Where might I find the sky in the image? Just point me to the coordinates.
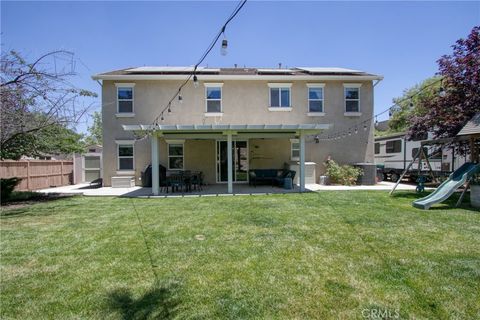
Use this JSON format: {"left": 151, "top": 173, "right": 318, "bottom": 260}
{"left": 2, "top": 1, "right": 479, "bottom": 134}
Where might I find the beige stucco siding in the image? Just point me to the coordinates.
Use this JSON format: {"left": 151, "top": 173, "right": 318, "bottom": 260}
{"left": 249, "top": 139, "right": 291, "bottom": 169}
{"left": 101, "top": 79, "right": 375, "bottom": 186}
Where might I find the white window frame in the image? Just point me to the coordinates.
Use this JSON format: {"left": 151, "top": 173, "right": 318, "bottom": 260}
{"left": 343, "top": 83, "right": 361, "bottom": 116}
{"left": 115, "top": 83, "right": 135, "bottom": 116}
{"left": 268, "top": 83, "right": 292, "bottom": 111}
{"left": 166, "top": 140, "right": 185, "bottom": 170}
{"left": 307, "top": 83, "right": 325, "bottom": 115}
{"left": 115, "top": 140, "right": 135, "bottom": 173}
{"left": 290, "top": 139, "right": 300, "bottom": 161}
{"left": 204, "top": 83, "right": 223, "bottom": 115}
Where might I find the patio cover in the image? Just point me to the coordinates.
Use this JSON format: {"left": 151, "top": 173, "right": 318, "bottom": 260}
{"left": 123, "top": 123, "right": 331, "bottom": 195}
{"left": 122, "top": 123, "right": 330, "bottom": 134}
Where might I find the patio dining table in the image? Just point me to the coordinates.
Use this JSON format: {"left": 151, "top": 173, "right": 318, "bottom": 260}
{"left": 165, "top": 170, "right": 202, "bottom": 193}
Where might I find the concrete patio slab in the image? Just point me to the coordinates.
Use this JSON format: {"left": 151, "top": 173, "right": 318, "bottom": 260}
{"left": 37, "top": 181, "right": 426, "bottom": 197}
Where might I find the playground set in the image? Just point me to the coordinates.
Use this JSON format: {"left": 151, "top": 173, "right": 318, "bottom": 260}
{"left": 390, "top": 114, "right": 480, "bottom": 210}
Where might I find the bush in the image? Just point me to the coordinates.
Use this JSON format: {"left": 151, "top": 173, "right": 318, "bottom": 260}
{"left": 324, "top": 160, "right": 363, "bottom": 186}
{"left": 1, "top": 177, "right": 22, "bottom": 202}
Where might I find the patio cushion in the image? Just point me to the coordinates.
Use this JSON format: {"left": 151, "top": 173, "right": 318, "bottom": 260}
{"left": 249, "top": 169, "right": 294, "bottom": 186}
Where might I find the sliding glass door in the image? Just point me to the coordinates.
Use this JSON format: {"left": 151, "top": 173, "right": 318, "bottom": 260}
{"left": 216, "top": 140, "right": 248, "bottom": 183}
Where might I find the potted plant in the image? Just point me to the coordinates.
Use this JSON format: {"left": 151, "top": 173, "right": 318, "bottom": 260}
{"left": 471, "top": 174, "right": 480, "bottom": 208}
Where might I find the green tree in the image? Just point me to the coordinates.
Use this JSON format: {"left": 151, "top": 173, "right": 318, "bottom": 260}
{"left": 388, "top": 77, "right": 442, "bottom": 133}
{"left": 0, "top": 50, "right": 97, "bottom": 159}
{"left": 409, "top": 26, "right": 480, "bottom": 139}
{"left": 0, "top": 113, "right": 85, "bottom": 160}
{"left": 85, "top": 111, "right": 102, "bottom": 146}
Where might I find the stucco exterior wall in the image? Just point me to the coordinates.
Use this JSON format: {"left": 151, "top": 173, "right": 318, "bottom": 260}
{"left": 101, "top": 79, "right": 375, "bottom": 186}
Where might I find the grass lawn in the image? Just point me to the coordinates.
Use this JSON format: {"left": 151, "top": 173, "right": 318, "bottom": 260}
{"left": 1, "top": 191, "right": 479, "bottom": 319}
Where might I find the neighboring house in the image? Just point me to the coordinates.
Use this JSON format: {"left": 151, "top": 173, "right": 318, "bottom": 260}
{"left": 92, "top": 66, "right": 383, "bottom": 194}
{"left": 375, "top": 119, "right": 390, "bottom": 132}
{"left": 21, "top": 153, "right": 72, "bottom": 161}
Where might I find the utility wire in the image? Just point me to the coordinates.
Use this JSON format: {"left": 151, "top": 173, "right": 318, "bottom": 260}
{"left": 318, "top": 77, "right": 445, "bottom": 140}
{"left": 320, "top": 45, "right": 480, "bottom": 140}
{"left": 151, "top": 0, "right": 247, "bottom": 126}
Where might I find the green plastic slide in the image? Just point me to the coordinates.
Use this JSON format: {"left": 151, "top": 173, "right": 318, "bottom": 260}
{"left": 412, "top": 162, "right": 480, "bottom": 210}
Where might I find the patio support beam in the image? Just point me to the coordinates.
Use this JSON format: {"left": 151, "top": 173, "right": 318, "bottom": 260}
{"left": 299, "top": 131, "right": 306, "bottom": 192}
{"left": 151, "top": 133, "right": 160, "bottom": 195}
{"left": 227, "top": 131, "right": 233, "bottom": 194}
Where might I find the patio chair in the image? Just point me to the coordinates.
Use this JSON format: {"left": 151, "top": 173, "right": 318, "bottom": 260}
{"left": 168, "top": 173, "right": 186, "bottom": 193}
{"left": 182, "top": 170, "right": 192, "bottom": 192}
{"left": 191, "top": 171, "right": 204, "bottom": 191}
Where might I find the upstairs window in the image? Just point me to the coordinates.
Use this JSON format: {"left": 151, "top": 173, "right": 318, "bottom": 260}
{"left": 168, "top": 143, "right": 184, "bottom": 170}
{"left": 386, "top": 140, "right": 402, "bottom": 153}
{"left": 116, "top": 83, "right": 135, "bottom": 113}
{"left": 205, "top": 85, "right": 222, "bottom": 113}
{"left": 344, "top": 84, "right": 361, "bottom": 113}
{"left": 118, "top": 144, "right": 134, "bottom": 170}
{"left": 374, "top": 143, "right": 380, "bottom": 154}
{"left": 268, "top": 83, "right": 291, "bottom": 108}
{"left": 307, "top": 84, "right": 324, "bottom": 112}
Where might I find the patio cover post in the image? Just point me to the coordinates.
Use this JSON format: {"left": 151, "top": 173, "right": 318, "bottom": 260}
{"left": 299, "top": 131, "right": 306, "bottom": 192}
{"left": 151, "top": 133, "right": 159, "bottom": 195}
{"left": 227, "top": 132, "right": 233, "bottom": 194}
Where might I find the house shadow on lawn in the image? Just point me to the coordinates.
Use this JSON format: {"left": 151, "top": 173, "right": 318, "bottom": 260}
{"left": 0, "top": 193, "right": 76, "bottom": 217}
{"left": 106, "top": 281, "right": 180, "bottom": 320}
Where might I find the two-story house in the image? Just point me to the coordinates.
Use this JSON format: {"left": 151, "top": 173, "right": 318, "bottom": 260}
{"left": 92, "top": 66, "right": 383, "bottom": 195}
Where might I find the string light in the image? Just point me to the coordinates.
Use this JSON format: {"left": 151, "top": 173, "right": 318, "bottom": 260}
{"left": 167, "top": 103, "right": 171, "bottom": 113}
{"left": 149, "top": 0, "right": 247, "bottom": 126}
{"left": 160, "top": 113, "right": 164, "bottom": 121}
{"left": 221, "top": 28, "right": 228, "bottom": 56}
{"left": 317, "top": 76, "right": 447, "bottom": 142}
{"left": 193, "top": 74, "right": 199, "bottom": 88}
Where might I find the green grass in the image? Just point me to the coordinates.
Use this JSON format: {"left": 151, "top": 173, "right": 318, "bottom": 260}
{"left": 1, "top": 191, "right": 479, "bottom": 319}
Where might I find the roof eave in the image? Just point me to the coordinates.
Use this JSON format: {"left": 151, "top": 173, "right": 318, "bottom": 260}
{"left": 92, "top": 74, "right": 383, "bottom": 81}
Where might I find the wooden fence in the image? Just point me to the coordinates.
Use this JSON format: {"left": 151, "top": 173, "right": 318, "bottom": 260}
{"left": 0, "top": 160, "right": 73, "bottom": 191}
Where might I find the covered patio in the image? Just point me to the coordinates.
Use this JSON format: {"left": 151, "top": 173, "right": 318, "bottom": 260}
{"left": 123, "top": 124, "right": 330, "bottom": 195}
{"left": 36, "top": 181, "right": 425, "bottom": 197}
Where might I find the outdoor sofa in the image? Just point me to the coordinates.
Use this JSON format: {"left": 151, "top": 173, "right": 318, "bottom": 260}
{"left": 248, "top": 169, "right": 296, "bottom": 187}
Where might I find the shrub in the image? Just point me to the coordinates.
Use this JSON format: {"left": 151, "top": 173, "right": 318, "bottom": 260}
{"left": 1, "top": 177, "right": 22, "bottom": 202}
{"left": 324, "top": 160, "right": 363, "bottom": 186}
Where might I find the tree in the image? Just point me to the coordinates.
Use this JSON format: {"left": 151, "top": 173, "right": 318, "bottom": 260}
{"left": 388, "top": 77, "right": 442, "bottom": 133}
{"left": 0, "top": 50, "right": 97, "bottom": 159}
{"left": 85, "top": 111, "right": 102, "bottom": 146}
{"left": 408, "top": 26, "right": 480, "bottom": 139}
{"left": 1, "top": 114, "right": 85, "bottom": 160}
